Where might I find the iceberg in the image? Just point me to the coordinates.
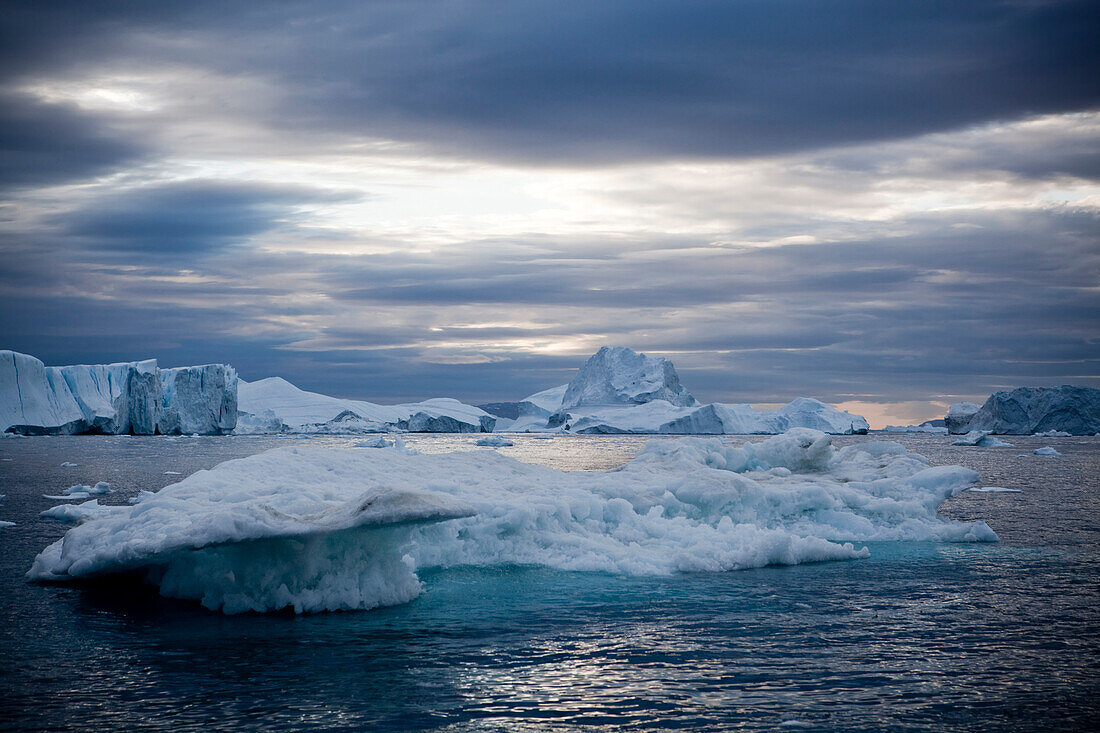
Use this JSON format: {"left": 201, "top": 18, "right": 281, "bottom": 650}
{"left": 946, "top": 402, "right": 981, "bottom": 434}
{"left": 948, "top": 386, "right": 1100, "bottom": 435}
{"left": 1033, "top": 446, "right": 1061, "bottom": 456}
{"left": 235, "top": 377, "right": 495, "bottom": 434}
{"left": 883, "top": 423, "right": 949, "bottom": 435}
{"left": 951, "top": 430, "right": 1013, "bottom": 447}
{"left": 558, "top": 346, "right": 698, "bottom": 410}
{"left": 29, "top": 430, "right": 995, "bottom": 614}
{"left": 498, "top": 347, "right": 868, "bottom": 434}
{"left": 1, "top": 350, "right": 237, "bottom": 435}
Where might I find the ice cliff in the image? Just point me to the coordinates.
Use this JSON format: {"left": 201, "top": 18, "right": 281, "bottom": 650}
{"left": 235, "top": 376, "right": 495, "bottom": 434}
{"left": 0, "top": 350, "right": 237, "bottom": 435}
{"left": 946, "top": 386, "right": 1100, "bottom": 435}
{"left": 28, "top": 430, "right": 995, "bottom": 614}
{"left": 500, "top": 347, "right": 868, "bottom": 434}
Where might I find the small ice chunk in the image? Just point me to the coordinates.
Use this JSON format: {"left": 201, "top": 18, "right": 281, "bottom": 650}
{"left": 45, "top": 482, "right": 111, "bottom": 500}
{"left": 41, "top": 499, "right": 115, "bottom": 523}
{"left": 1033, "top": 430, "right": 1071, "bottom": 437}
{"left": 1033, "top": 446, "right": 1061, "bottom": 456}
{"left": 128, "top": 490, "right": 157, "bottom": 505}
{"left": 951, "top": 431, "right": 1013, "bottom": 447}
{"left": 476, "top": 436, "right": 514, "bottom": 447}
{"left": 164, "top": 471, "right": 182, "bottom": 475}
{"left": 60, "top": 462, "right": 78, "bottom": 467}
{"left": 0, "top": 520, "right": 14, "bottom": 527}
{"left": 968, "top": 487, "right": 1022, "bottom": 493}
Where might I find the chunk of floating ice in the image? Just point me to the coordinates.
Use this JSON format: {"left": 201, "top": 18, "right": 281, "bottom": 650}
{"left": 968, "top": 487, "right": 1022, "bottom": 493}
{"left": 60, "top": 462, "right": 78, "bottom": 467}
{"left": 163, "top": 471, "right": 182, "bottom": 475}
{"left": 44, "top": 482, "right": 112, "bottom": 501}
{"left": 1033, "top": 446, "right": 1061, "bottom": 456}
{"left": 41, "top": 499, "right": 118, "bottom": 523}
{"left": 475, "top": 436, "right": 514, "bottom": 447}
{"left": 128, "top": 490, "right": 157, "bottom": 505}
{"left": 28, "top": 429, "right": 997, "bottom": 615}
{"left": 951, "top": 431, "right": 1013, "bottom": 447}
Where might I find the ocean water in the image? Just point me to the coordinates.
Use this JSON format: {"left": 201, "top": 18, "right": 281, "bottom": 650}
{"left": 1, "top": 433, "right": 1097, "bottom": 731}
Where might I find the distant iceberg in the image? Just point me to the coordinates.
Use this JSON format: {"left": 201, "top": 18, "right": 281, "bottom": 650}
{"left": 1, "top": 350, "right": 236, "bottom": 435}
{"left": 945, "top": 386, "right": 1100, "bottom": 435}
{"left": 498, "top": 347, "right": 868, "bottom": 434}
{"left": 235, "top": 376, "right": 495, "bottom": 434}
{"left": 951, "top": 430, "right": 1013, "bottom": 447}
{"left": 28, "top": 429, "right": 994, "bottom": 614}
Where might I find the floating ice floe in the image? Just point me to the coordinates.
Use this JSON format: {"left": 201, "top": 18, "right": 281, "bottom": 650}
{"left": 60, "top": 462, "right": 78, "bottom": 467}
{"left": 41, "top": 499, "right": 118, "bottom": 523}
{"left": 0, "top": 493, "right": 11, "bottom": 527}
{"left": 43, "top": 482, "right": 112, "bottom": 501}
{"left": 28, "top": 429, "right": 996, "bottom": 615}
{"left": 951, "top": 431, "right": 1013, "bottom": 447}
{"left": 354, "top": 436, "right": 392, "bottom": 448}
{"left": 968, "top": 487, "right": 1022, "bottom": 493}
{"left": 164, "top": 471, "right": 182, "bottom": 475}
{"left": 1033, "top": 430, "right": 1072, "bottom": 437}
{"left": 475, "top": 436, "right": 514, "bottom": 447}
{"left": 883, "top": 424, "right": 949, "bottom": 435}
{"left": 1033, "top": 446, "right": 1061, "bottom": 456}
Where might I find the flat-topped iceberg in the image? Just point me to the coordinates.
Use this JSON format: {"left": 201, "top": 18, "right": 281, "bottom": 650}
{"left": 1, "top": 350, "right": 237, "bottom": 435}
{"left": 946, "top": 402, "right": 981, "bottom": 434}
{"left": 29, "top": 429, "right": 994, "bottom": 614}
{"left": 498, "top": 347, "right": 868, "bottom": 434}
{"left": 235, "top": 376, "right": 495, "bottom": 434}
{"left": 955, "top": 386, "right": 1100, "bottom": 435}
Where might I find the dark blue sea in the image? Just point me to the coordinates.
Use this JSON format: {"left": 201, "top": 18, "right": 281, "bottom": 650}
{"left": 1, "top": 433, "right": 1098, "bottom": 731}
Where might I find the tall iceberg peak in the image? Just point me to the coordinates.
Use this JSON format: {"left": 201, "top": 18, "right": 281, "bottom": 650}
{"left": 560, "top": 346, "right": 698, "bottom": 410}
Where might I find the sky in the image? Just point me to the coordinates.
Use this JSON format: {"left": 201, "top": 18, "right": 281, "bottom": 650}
{"left": 0, "top": 0, "right": 1097, "bottom": 427}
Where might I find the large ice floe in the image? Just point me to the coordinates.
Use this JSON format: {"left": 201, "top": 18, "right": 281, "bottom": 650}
{"left": 235, "top": 377, "right": 495, "bottom": 434}
{"left": 498, "top": 347, "right": 869, "bottom": 434}
{"left": 1, "top": 350, "right": 236, "bottom": 435}
{"left": 28, "top": 429, "right": 995, "bottom": 614}
{"left": 949, "top": 386, "right": 1100, "bottom": 435}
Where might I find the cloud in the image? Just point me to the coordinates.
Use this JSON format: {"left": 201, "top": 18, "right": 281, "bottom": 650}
{"left": 51, "top": 180, "right": 359, "bottom": 259}
{"left": 1, "top": 1, "right": 1097, "bottom": 164}
{"left": 0, "top": 92, "right": 147, "bottom": 191}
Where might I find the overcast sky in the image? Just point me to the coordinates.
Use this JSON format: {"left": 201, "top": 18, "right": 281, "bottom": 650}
{"left": 1, "top": 0, "right": 1097, "bottom": 426}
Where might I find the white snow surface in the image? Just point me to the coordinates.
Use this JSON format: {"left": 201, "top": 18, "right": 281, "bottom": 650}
{"left": 29, "top": 429, "right": 994, "bottom": 614}
{"left": 235, "top": 377, "right": 495, "bottom": 434}
{"left": 1, "top": 350, "right": 236, "bottom": 435}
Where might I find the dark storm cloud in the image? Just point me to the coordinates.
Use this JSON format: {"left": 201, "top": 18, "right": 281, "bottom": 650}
{"left": 2, "top": 1, "right": 1097, "bottom": 164}
{"left": 53, "top": 180, "right": 358, "bottom": 258}
{"left": 0, "top": 93, "right": 147, "bottom": 191}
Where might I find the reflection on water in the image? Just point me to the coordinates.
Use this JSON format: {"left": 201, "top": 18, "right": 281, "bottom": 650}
{"left": 1, "top": 434, "right": 1098, "bottom": 731}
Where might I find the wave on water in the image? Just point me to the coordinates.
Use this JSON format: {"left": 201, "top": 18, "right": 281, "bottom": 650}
{"left": 28, "top": 429, "right": 996, "bottom": 614}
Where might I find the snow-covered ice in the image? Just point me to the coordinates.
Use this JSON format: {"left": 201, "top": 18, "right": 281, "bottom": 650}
{"left": 29, "top": 429, "right": 995, "bottom": 614}
{"left": 558, "top": 346, "right": 698, "bottom": 410}
{"left": 41, "top": 499, "right": 118, "bottom": 523}
{"left": 1033, "top": 446, "right": 1061, "bottom": 456}
{"left": 951, "top": 431, "right": 1013, "bottom": 447}
{"left": 235, "top": 377, "right": 495, "bottom": 434}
